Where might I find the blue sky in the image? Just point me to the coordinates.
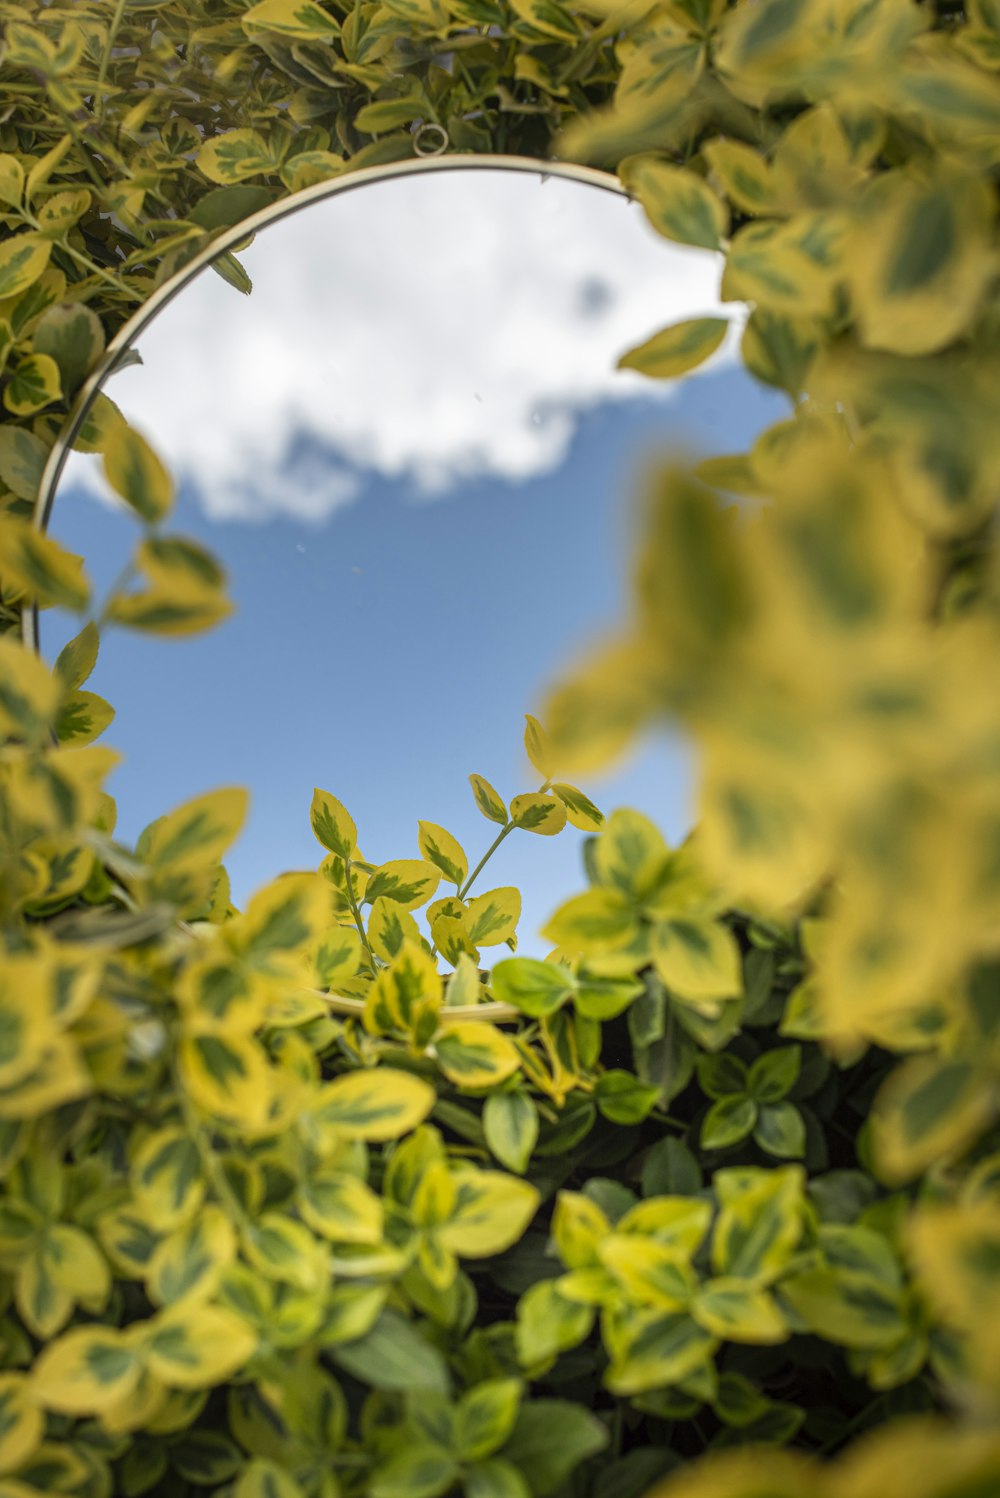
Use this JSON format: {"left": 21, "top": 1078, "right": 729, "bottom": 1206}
{"left": 45, "top": 170, "right": 787, "bottom": 950}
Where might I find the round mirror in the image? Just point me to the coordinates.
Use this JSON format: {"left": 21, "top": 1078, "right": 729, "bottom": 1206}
{"left": 38, "top": 159, "right": 787, "bottom": 946}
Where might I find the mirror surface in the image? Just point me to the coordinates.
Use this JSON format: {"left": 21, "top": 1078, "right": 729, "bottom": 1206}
{"left": 46, "top": 165, "right": 787, "bottom": 946}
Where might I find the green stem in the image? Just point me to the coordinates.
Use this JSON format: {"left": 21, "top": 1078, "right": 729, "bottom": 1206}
{"left": 344, "top": 856, "right": 376, "bottom": 966}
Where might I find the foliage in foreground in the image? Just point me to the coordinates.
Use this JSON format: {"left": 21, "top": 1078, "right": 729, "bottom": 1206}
{"left": 0, "top": 1, "right": 999, "bottom": 1497}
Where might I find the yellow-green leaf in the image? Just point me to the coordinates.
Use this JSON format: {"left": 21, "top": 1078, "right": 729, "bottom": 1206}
{"left": 510, "top": 793, "right": 567, "bottom": 836}
{"left": 310, "top": 788, "right": 357, "bottom": 859}
{"left": 621, "top": 158, "right": 729, "bottom": 250}
{"left": 176, "top": 1032, "right": 274, "bottom": 1130}
{"left": 299, "top": 1169, "right": 384, "bottom": 1243}
{"left": 434, "top": 1022, "right": 521, "bottom": 1088}
{"left": 146, "top": 1205, "right": 235, "bottom": 1309}
{"left": 144, "top": 1304, "right": 257, "bottom": 1388}
{"left": 469, "top": 773, "right": 508, "bottom": 825}
{"left": 871, "top": 1056, "right": 994, "bottom": 1185}
{"left": 417, "top": 821, "right": 468, "bottom": 887}
{"left": 652, "top": 917, "right": 742, "bottom": 1004}
{"left": 541, "top": 888, "right": 638, "bottom": 956}
{"left": 131, "top": 1126, "right": 205, "bottom": 1233}
{"left": 242, "top": 0, "right": 341, "bottom": 37}
{"left": 31, "top": 1327, "right": 140, "bottom": 1414}
{"left": 365, "top": 859, "right": 441, "bottom": 910}
{"left": 466, "top": 886, "right": 521, "bottom": 946}
{"left": 0, "top": 1372, "right": 43, "bottom": 1475}
{"left": 32, "top": 301, "right": 105, "bottom": 398}
{"left": 0, "top": 236, "right": 51, "bottom": 301}
{"left": 142, "top": 787, "right": 248, "bottom": 872}
{"left": 439, "top": 1170, "right": 540, "bottom": 1257}
{"left": 0, "top": 517, "right": 88, "bottom": 610}
{"left": 311, "top": 1067, "right": 436, "bottom": 1141}
{"left": 3, "top": 353, "right": 61, "bottom": 415}
{"left": 550, "top": 783, "right": 603, "bottom": 832}
{"left": 691, "top": 1278, "right": 789, "bottom": 1343}
{"left": 101, "top": 423, "right": 173, "bottom": 522}
{"left": 0, "top": 637, "right": 61, "bottom": 744}
{"left": 196, "top": 130, "right": 276, "bottom": 185}
{"left": 618, "top": 317, "right": 729, "bottom": 380}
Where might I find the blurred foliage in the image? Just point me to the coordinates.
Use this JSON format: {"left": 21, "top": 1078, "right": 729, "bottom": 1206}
{"left": 0, "top": 1, "right": 999, "bottom": 1497}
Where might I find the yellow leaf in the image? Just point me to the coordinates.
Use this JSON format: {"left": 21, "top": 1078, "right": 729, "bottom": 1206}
{"left": 872, "top": 1056, "right": 995, "bottom": 1185}
{"left": 550, "top": 783, "right": 604, "bottom": 832}
{"left": 3, "top": 352, "right": 61, "bottom": 416}
{"left": 196, "top": 130, "right": 275, "bottom": 185}
{"left": 702, "top": 137, "right": 780, "bottom": 216}
{"left": 541, "top": 887, "right": 638, "bottom": 956}
{"left": 722, "top": 218, "right": 838, "bottom": 316}
{"left": 469, "top": 773, "right": 508, "bottom": 825}
{"left": 368, "top": 898, "right": 421, "bottom": 962}
{"left": 242, "top": 0, "right": 341, "bottom": 36}
{"left": 367, "top": 940, "right": 441, "bottom": 1033}
{"left": 131, "top": 1126, "right": 205, "bottom": 1233}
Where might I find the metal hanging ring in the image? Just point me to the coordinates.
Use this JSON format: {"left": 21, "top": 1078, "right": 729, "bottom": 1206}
{"left": 413, "top": 121, "right": 449, "bottom": 157}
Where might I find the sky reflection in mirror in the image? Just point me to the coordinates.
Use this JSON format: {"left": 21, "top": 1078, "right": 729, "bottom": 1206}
{"left": 48, "top": 168, "right": 787, "bottom": 950}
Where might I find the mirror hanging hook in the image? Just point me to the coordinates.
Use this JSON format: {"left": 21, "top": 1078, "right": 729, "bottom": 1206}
{"left": 413, "top": 121, "right": 449, "bottom": 157}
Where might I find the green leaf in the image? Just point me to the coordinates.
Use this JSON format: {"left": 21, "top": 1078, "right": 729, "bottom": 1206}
{"left": 469, "top": 774, "right": 508, "bottom": 825}
{"left": 574, "top": 972, "right": 644, "bottom": 1021}
{"left": 595, "top": 1070, "right": 661, "bottom": 1125}
{"left": 499, "top": 1402, "right": 608, "bottom": 1497}
{"left": 515, "top": 1280, "right": 594, "bottom": 1366}
{"left": 371, "top": 1446, "right": 459, "bottom": 1498}
{"left": 101, "top": 423, "right": 173, "bottom": 522}
{"left": 330, "top": 1310, "right": 451, "bottom": 1394}
{"left": 641, "top": 1138, "right": 702, "bottom": 1198}
{"left": 457, "top": 1378, "right": 522, "bottom": 1462}
{"left": 235, "top": 1460, "right": 307, "bottom": 1498}
{"left": 753, "top": 1101, "right": 806, "bottom": 1159}
{"left": 464, "top": 1460, "right": 531, "bottom": 1498}
{"left": 747, "top": 1046, "right": 801, "bottom": 1102}
{"left": 54, "top": 621, "right": 99, "bottom": 689}
{"left": 697, "top": 1052, "right": 748, "bottom": 1100}
{"left": 0, "top": 425, "right": 48, "bottom": 501}
{"left": 621, "top": 158, "right": 728, "bottom": 250}
{"left": 483, "top": 1090, "right": 539, "bottom": 1174}
{"left": 618, "top": 318, "right": 729, "bottom": 380}
{"left": 702, "top": 1095, "right": 756, "bottom": 1150}
{"left": 490, "top": 957, "right": 574, "bottom": 1017}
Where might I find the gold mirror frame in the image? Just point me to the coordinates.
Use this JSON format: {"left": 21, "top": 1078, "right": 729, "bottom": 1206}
{"left": 25, "top": 153, "right": 632, "bottom": 1026}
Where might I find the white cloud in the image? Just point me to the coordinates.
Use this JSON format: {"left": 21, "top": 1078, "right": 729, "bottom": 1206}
{"left": 65, "top": 169, "right": 738, "bottom": 523}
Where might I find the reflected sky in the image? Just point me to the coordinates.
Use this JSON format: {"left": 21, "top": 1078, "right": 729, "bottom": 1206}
{"left": 47, "top": 169, "right": 787, "bottom": 949}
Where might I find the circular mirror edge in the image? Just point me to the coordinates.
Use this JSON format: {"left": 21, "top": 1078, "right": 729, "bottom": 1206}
{"left": 23, "top": 152, "right": 627, "bottom": 653}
